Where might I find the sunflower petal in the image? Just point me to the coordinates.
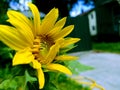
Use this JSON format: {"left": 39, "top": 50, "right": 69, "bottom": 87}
{"left": 7, "top": 19, "right": 34, "bottom": 45}
{"left": 46, "top": 63, "right": 72, "bottom": 75}
{"left": 61, "top": 38, "right": 80, "bottom": 48}
{"left": 0, "top": 25, "right": 29, "bottom": 50}
{"left": 13, "top": 47, "right": 34, "bottom": 66}
{"left": 7, "top": 10, "right": 33, "bottom": 29}
{"left": 47, "top": 27, "right": 62, "bottom": 37}
{"left": 39, "top": 8, "right": 58, "bottom": 34}
{"left": 28, "top": 3, "right": 41, "bottom": 36}
{"left": 55, "top": 55, "right": 78, "bottom": 61}
{"left": 54, "top": 17, "right": 67, "bottom": 29}
{"left": 48, "top": 17, "right": 67, "bottom": 37}
{"left": 32, "top": 60, "right": 41, "bottom": 69}
{"left": 46, "top": 43, "right": 60, "bottom": 64}
{"left": 54, "top": 25, "right": 74, "bottom": 40}
{"left": 37, "top": 68, "right": 45, "bottom": 89}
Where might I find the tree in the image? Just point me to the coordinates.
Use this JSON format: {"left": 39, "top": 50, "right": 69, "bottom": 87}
{"left": 33, "top": 0, "right": 78, "bottom": 17}
{"left": 33, "top": 0, "right": 95, "bottom": 17}
{"left": 0, "top": 0, "right": 9, "bottom": 23}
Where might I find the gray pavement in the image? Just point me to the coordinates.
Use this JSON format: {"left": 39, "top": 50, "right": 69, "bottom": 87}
{"left": 71, "top": 51, "right": 120, "bottom": 90}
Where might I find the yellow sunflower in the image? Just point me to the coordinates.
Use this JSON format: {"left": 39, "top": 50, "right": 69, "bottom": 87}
{"left": 0, "top": 3, "right": 80, "bottom": 89}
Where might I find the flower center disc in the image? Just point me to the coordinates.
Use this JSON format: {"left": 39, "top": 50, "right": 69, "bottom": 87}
{"left": 31, "top": 35, "right": 54, "bottom": 64}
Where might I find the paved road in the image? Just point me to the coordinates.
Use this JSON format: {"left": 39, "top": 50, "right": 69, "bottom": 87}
{"left": 71, "top": 51, "right": 120, "bottom": 90}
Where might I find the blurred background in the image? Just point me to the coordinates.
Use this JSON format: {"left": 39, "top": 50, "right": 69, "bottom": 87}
{"left": 1, "top": 0, "right": 120, "bottom": 53}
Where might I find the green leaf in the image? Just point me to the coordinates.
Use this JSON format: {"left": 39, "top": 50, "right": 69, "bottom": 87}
{"left": 64, "top": 61, "right": 94, "bottom": 75}
{"left": 0, "top": 41, "right": 14, "bottom": 60}
{"left": 25, "top": 70, "right": 37, "bottom": 83}
{"left": 0, "top": 70, "right": 37, "bottom": 90}
{"left": 0, "top": 79, "right": 18, "bottom": 90}
{"left": 14, "top": 70, "right": 37, "bottom": 90}
{"left": 60, "top": 44, "right": 77, "bottom": 54}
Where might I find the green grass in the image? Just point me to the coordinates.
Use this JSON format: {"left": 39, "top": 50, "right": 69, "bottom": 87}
{"left": 58, "top": 76, "right": 91, "bottom": 90}
{"left": 44, "top": 73, "right": 91, "bottom": 90}
{"left": 93, "top": 42, "right": 120, "bottom": 53}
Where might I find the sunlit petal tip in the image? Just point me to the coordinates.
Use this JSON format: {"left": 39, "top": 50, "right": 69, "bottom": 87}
{"left": 63, "top": 17, "right": 67, "bottom": 22}
{"left": 27, "top": 2, "right": 32, "bottom": 5}
{"left": 54, "top": 17, "right": 67, "bottom": 29}
{"left": 72, "top": 56, "right": 79, "bottom": 60}
{"left": 53, "top": 7, "right": 58, "bottom": 12}
{"left": 69, "top": 38, "right": 81, "bottom": 42}
{"left": 68, "top": 71, "right": 72, "bottom": 75}
{"left": 62, "top": 17, "right": 67, "bottom": 22}
{"left": 55, "top": 55, "right": 79, "bottom": 61}
{"left": 48, "top": 7, "right": 59, "bottom": 17}
{"left": 56, "top": 8, "right": 59, "bottom": 13}
{"left": 6, "top": 19, "right": 9, "bottom": 22}
{"left": 64, "top": 17, "right": 67, "bottom": 19}
{"left": 46, "top": 64, "right": 72, "bottom": 75}
{"left": 48, "top": 8, "right": 59, "bottom": 20}
{"left": 28, "top": 2, "right": 35, "bottom": 7}
{"left": 54, "top": 25, "right": 75, "bottom": 40}
{"left": 70, "top": 25, "right": 74, "bottom": 30}
{"left": 28, "top": 2, "right": 41, "bottom": 35}
{"left": 37, "top": 68, "right": 45, "bottom": 89}
{"left": 28, "top": 3, "right": 37, "bottom": 9}
{"left": 76, "top": 38, "right": 81, "bottom": 41}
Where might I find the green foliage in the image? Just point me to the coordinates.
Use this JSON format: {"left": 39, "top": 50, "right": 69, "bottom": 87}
{"left": 0, "top": 79, "right": 18, "bottom": 90}
{"left": 0, "top": 67, "right": 37, "bottom": 90}
{"left": 42, "top": 72, "right": 91, "bottom": 90}
{"left": 64, "top": 60, "right": 94, "bottom": 75}
{"left": 0, "top": 47, "right": 13, "bottom": 60}
{"left": 93, "top": 42, "right": 120, "bottom": 53}
{"left": 0, "top": 65, "right": 92, "bottom": 90}
{"left": 0, "top": 0, "right": 9, "bottom": 24}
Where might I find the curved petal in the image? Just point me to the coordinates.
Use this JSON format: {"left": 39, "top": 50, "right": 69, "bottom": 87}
{"left": 0, "top": 25, "right": 29, "bottom": 50}
{"left": 54, "top": 17, "right": 67, "bottom": 29}
{"left": 47, "top": 17, "right": 68, "bottom": 38}
{"left": 61, "top": 38, "right": 80, "bottom": 48}
{"left": 7, "top": 19, "right": 34, "bottom": 46}
{"left": 28, "top": 3, "right": 41, "bottom": 36}
{"left": 13, "top": 47, "right": 34, "bottom": 66}
{"left": 37, "top": 68, "right": 45, "bottom": 89}
{"left": 45, "top": 43, "right": 60, "bottom": 64}
{"left": 7, "top": 10, "right": 33, "bottom": 30}
{"left": 39, "top": 8, "right": 58, "bottom": 34}
{"left": 32, "top": 60, "right": 41, "bottom": 69}
{"left": 46, "top": 63, "right": 72, "bottom": 75}
{"left": 53, "top": 25, "right": 74, "bottom": 40}
{"left": 47, "top": 26, "right": 62, "bottom": 37}
{"left": 55, "top": 55, "right": 78, "bottom": 61}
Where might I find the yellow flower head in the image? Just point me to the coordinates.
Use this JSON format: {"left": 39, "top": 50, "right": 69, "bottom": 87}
{"left": 0, "top": 3, "right": 80, "bottom": 89}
